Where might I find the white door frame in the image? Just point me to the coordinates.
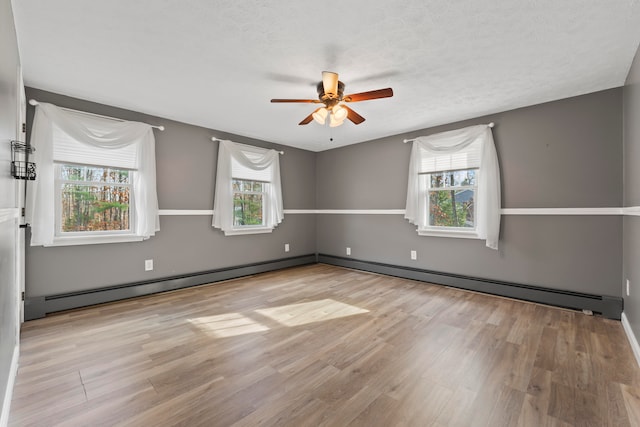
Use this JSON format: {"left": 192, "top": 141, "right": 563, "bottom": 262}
{"left": 15, "top": 65, "right": 26, "bottom": 324}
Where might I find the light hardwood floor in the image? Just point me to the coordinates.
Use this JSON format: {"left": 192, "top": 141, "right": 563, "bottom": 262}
{"left": 9, "top": 264, "right": 640, "bottom": 426}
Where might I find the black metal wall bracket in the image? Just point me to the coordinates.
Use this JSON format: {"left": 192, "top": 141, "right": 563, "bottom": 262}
{"left": 11, "top": 140, "right": 36, "bottom": 180}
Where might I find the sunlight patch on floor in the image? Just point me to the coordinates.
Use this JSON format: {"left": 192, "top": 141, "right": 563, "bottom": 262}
{"left": 188, "top": 312, "right": 269, "bottom": 338}
{"left": 255, "top": 298, "right": 369, "bottom": 327}
{"left": 188, "top": 299, "right": 369, "bottom": 337}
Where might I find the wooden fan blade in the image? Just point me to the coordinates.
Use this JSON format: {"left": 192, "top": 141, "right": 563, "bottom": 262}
{"left": 271, "top": 99, "right": 322, "bottom": 103}
{"left": 343, "top": 88, "right": 393, "bottom": 102}
{"left": 299, "top": 112, "right": 315, "bottom": 125}
{"left": 343, "top": 105, "right": 365, "bottom": 125}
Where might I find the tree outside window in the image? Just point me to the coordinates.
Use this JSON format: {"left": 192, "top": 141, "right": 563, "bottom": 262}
{"left": 427, "top": 169, "right": 476, "bottom": 228}
{"left": 232, "top": 179, "right": 265, "bottom": 226}
{"left": 58, "top": 164, "right": 132, "bottom": 233}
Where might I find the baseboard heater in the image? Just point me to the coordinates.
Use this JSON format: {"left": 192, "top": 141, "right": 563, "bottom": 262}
{"left": 25, "top": 253, "right": 623, "bottom": 321}
{"left": 24, "top": 254, "right": 317, "bottom": 321}
{"left": 318, "top": 254, "right": 623, "bottom": 320}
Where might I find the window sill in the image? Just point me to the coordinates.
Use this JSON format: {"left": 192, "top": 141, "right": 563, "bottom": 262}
{"left": 417, "top": 228, "right": 478, "bottom": 240}
{"left": 45, "top": 234, "right": 145, "bottom": 247}
{"left": 223, "top": 227, "right": 274, "bottom": 236}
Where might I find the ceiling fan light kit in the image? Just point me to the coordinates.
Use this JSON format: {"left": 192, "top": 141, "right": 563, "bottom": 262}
{"left": 312, "top": 107, "right": 328, "bottom": 125}
{"left": 329, "top": 113, "right": 343, "bottom": 128}
{"left": 271, "top": 71, "right": 393, "bottom": 127}
{"left": 332, "top": 105, "right": 348, "bottom": 121}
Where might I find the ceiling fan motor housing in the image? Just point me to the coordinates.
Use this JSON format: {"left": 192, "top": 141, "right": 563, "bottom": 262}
{"left": 317, "top": 81, "right": 345, "bottom": 107}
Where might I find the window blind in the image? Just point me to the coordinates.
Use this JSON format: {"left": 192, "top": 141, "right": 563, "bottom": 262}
{"left": 231, "top": 150, "right": 272, "bottom": 182}
{"left": 52, "top": 124, "right": 138, "bottom": 170}
{"left": 418, "top": 139, "right": 482, "bottom": 174}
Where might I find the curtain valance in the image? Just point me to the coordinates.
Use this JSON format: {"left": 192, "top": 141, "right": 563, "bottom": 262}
{"left": 26, "top": 102, "right": 159, "bottom": 246}
{"left": 212, "top": 140, "right": 283, "bottom": 234}
{"left": 405, "top": 124, "right": 501, "bottom": 249}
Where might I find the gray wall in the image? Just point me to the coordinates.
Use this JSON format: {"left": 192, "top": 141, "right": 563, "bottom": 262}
{"left": 0, "top": 0, "right": 20, "bottom": 420}
{"left": 22, "top": 75, "right": 629, "bottom": 308}
{"left": 24, "top": 88, "right": 317, "bottom": 297}
{"left": 24, "top": 88, "right": 626, "bottom": 301}
{"left": 624, "top": 43, "right": 640, "bottom": 343}
{"left": 316, "top": 89, "right": 623, "bottom": 296}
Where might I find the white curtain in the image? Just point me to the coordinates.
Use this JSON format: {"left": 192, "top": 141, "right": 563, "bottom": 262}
{"left": 26, "top": 102, "right": 159, "bottom": 246}
{"left": 212, "top": 140, "right": 283, "bottom": 234}
{"left": 405, "top": 124, "right": 501, "bottom": 250}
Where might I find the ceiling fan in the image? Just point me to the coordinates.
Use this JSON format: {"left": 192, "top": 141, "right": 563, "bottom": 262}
{"left": 271, "top": 71, "right": 393, "bottom": 127}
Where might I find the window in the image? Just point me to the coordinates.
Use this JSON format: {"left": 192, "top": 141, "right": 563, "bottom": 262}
{"left": 425, "top": 168, "right": 476, "bottom": 229}
{"left": 27, "top": 102, "right": 159, "bottom": 246}
{"left": 212, "top": 140, "right": 283, "bottom": 235}
{"left": 405, "top": 124, "right": 501, "bottom": 249}
{"left": 232, "top": 179, "right": 265, "bottom": 227}
{"left": 56, "top": 164, "right": 133, "bottom": 235}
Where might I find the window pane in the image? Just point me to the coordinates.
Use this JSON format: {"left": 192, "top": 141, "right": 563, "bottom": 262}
{"left": 232, "top": 179, "right": 241, "bottom": 192}
{"left": 428, "top": 189, "right": 475, "bottom": 228}
{"left": 430, "top": 169, "right": 476, "bottom": 188}
{"left": 61, "top": 184, "right": 130, "bottom": 232}
{"left": 60, "top": 164, "right": 130, "bottom": 184}
{"left": 430, "top": 172, "right": 445, "bottom": 188}
{"left": 60, "top": 165, "right": 84, "bottom": 181}
{"left": 453, "top": 169, "right": 476, "bottom": 186}
{"left": 252, "top": 181, "right": 263, "bottom": 192}
{"left": 233, "top": 193, "right": 264, "bottom": 226}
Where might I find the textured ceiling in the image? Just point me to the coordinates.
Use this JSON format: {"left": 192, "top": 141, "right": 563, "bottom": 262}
{"left": 12, "top": 0, "right": 640, "bottom": 152}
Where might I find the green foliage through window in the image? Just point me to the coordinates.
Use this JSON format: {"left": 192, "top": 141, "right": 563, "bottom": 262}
{"left": 59, "top": 164, "right": 131, "bottom": 232}
{"left": 232, "top": 179, "right": 265, "bottom": 226}
{"left": 428, "top": 169, "right": 476, "bottom": 228}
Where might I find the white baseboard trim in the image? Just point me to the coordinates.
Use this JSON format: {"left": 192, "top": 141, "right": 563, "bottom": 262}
{"left": 622, "top": 312, "right": 640, "bottom": 368}
{"left": 0, "top": 344, "right": 19, "bottom": 427}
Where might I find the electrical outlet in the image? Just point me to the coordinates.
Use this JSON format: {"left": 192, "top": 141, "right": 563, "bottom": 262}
{"left": 285, "top": 243, "right": 290, "bottom": 252}
{"left": 346, "top": 247, "right": 351, "bottom": 256}
{"left": 411, "top": 250, "right": 417, "bottom": 260}
{"left": 145, "top": 259, "right": 153, "bottom": 271}
{"left": 627, "top": 279, "right": 630, "bottom": 297}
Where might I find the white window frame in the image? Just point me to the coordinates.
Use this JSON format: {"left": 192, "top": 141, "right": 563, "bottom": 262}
{"left": 27, "top": 102, "right": 159, "bottom": 247}
{"left": 231, "top": 178, "right": 268, "bottom": 230}
{"left": 418, "top": 168, "right": 479, "bottom": 239}
{"left": 50, "top": 163, "right": 143, "bottom": 246}
{"left": 213, "top": 140, "right": 283, "bottom": 236}
{"left": 405, "top": 124, "right": 501, "bottom": 249}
